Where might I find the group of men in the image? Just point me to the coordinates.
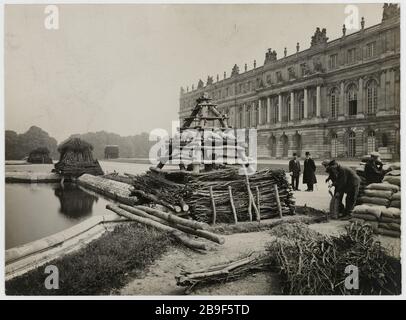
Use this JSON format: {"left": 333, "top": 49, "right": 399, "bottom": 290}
{"left": 288, "top": 152, "right": 317, "bottom": 192}
{"left": 288, "top": 151, "right": 389, "bottom": 219}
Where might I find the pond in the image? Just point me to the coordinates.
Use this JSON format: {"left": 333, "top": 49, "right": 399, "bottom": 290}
{"left": 5, "top": 161, "right": 151, "bottom": 250}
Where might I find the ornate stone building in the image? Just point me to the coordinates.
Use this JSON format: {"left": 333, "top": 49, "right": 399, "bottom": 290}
{"left": 179, "top": 4, "right": 400, "bottom": 160}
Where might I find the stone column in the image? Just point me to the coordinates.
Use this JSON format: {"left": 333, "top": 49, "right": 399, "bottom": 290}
{"left": 290, "top": 91, "right": 295, "bottom": 121}
{"left": 303, "top": 88, "right": 308, "bottom": 119}
{"left": 267, "top": 97, "right": 271, "bottom": 123}
{"left": 316, "top": 85, "right": 321, "bottom": 117}
{"left": 358, "top": 77, "right": 364, "bottom": 114}
{"left": 278, "top": 94, "right": 282, "bottom": 122}
{"left": 242, "top": 103, "right": 246, "bottom": 128}
{"left": 258, "top": 100, "right": 262, "bottom": 125}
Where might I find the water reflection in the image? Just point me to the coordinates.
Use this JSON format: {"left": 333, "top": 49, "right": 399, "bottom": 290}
{"left": 53, "top": 184, "right": 98, "bottom": 219}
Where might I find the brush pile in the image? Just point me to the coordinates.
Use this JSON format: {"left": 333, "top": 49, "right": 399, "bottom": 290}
{"left": 351, "top": 163, "right": 401, "bottom": 238}
{"left": 266, "top": 222, "right": 401, "bottom": 295}
{"left": 128, "top": 167, "right": 295, "bottom": 223}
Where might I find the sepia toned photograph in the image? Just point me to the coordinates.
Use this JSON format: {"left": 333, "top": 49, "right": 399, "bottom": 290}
{"left": 3, "top": 1, "right": 402, "bottom": 298}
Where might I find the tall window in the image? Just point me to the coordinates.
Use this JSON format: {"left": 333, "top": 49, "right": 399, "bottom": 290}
{"left": 366, "top": 41, "right": 376, "bottom": 58}
{"left": 273, "top": 99, "right": 279, "bottom": 124}
{"left": 331, "top": 133, "right": 338, "bottom": 158}
{"left": 347, "top": 48, "right": 356, "bottom": 64}
{"left": 348, "top": 131, "right": 356, "bottom": 158}
{"left": 367, "top": 131, "right": 376, "bottom": 154}
{"left": 329, "top": 54, "right": 338, "bottom": 69}
{"left": 262, "top": 100, "right": 268, "bottom": 124}
{"left": 298, "top": 96, "right": 305, "bottom": 120}
{"left": 245, "top": 106, "right": 251, "bottom": 128}
{"left": 367, "top": 80, "right": 378, "bottom": 115}
{"left": 239, "top": 83, "right": 243, "bottom": 94}
{"left": 348, "top": 84, "right": 358, "bottom": 115}
{"left": 287, "top": 96, "right": 291, "bottom": 121}
{"left": 330, "top": 88, "right": 339, "bottom": 119}
{"left": 255, "top": 105, "right": 259, "bottom": 127}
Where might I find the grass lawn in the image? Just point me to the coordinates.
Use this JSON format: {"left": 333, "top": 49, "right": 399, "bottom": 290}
{"left": 6, "top": 223, "right": 173, "bottom": 295}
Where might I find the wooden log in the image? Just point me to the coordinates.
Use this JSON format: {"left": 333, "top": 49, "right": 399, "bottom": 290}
{"left": 209, "top": 186, "right": 216, "bottom": 225}
{"left": 274, "top": 184, "right": 283, "bottom": 218}
{"left": 228, "top": 186, "right": 238, "bottom": 224}
{"left": 255, "top": 186, "right": 261, "bottom": 222}
{"left": 106, "top": 204, "right": 206, "bottom": 250}
{"left": 131, "top": 189, "right": 182, "bottom": 213}
{"left": 133, "top": 205, "right": 209, "bottom": 230}
{"left": 179, "top": 198, "right": 190, "bottom": 212}
{"left": 118, "top": 205, "right": 224, "bottom": 244}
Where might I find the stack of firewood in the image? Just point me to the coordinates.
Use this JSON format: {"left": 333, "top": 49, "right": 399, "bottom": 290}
{"left": 128, "top": 167, "right": 295, "bottom": 223}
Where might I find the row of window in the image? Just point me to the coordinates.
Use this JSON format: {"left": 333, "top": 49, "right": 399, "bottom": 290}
{"left": 329, "top": 41, "right": 376, "bottom": 69}
{"left": 329, "top": 79, "right": 378, "bottom": 118}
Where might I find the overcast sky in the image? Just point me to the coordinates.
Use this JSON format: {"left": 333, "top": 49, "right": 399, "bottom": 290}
{"left": 5, "top": 3, "right": 382, "bottom": 142}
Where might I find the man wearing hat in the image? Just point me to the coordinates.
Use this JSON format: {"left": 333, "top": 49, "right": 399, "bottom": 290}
{"left": 288, "top": 152, "right": 301, "bottom": 191}
{"left": 303, "top": 152, "right": 317, "bottom": 191}
{"left": 364, "top": 151, "right": 387, "bottom": 185}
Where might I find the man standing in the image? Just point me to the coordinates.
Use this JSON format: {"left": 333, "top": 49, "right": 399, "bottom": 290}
{"left": 364, "top": 152, "right": 389, "bottom": 185}
{"left": 303, "top": 151, "right": 317, "bottom": 191}
{"left": 288, "top": 153, "right": 301, "bottom": 191}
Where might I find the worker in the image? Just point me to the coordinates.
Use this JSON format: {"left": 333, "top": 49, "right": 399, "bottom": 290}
{"left": 303, "top": 151, "right": 317, "bottom": 191}
{"left": 322, "top": 159, "right": 337, "bottom": 185}
{"left": 331, "top": 163, "right": 361, "bottom": 219}
{"left": 364, "top": 151, "right": 390, "bottom": 185}
{"left": 288, "top": 153, "right": 301, "bottom": 191}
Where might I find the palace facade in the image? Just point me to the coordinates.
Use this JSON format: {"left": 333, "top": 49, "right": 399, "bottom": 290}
{"left": 179, "top": 4, "right": 400, "bottom": 160}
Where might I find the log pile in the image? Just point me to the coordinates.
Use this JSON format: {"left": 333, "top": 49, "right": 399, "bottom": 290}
{"left": 175, "top": 252, "right": 270, "bottom": 293}
{"left": 350, "top": 163, "right": 401, "bottom": 238}
{"left": 106, "top": 204, "right": 225, "bottom": 251}
{"left": 128, "top": 167, "right": 295, "bottom": 223}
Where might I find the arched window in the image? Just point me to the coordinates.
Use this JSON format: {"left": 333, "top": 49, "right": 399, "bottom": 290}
{"left": 367, "top": 131, "right": 376, "bottom": 154}
{"left": 348, "top": 131, "right": 356, "bottom": 158}
{"left": 281, "top": 135, "right": 289, "bottom": 157}
{"left": 330, "top": 88, "right": 339, "bottom": 119}
{"left": 347, "top": 84, "right": 358, "bottom": 115}
{"left": 331, "top": 133, "right": 338, "bottom": 158}
{"left": 367, "top": 80, "right": 378, "bottom": 115}
{"left": 268, "top": 136, "right": 277, "bottom": 157}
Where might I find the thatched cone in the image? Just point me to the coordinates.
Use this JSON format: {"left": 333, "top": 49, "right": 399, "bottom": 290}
{"left": 27, "top": 147, "right": 53, "bottom": 164}
{"left": 54, "top": 137, "right": 104, "bottom": 177}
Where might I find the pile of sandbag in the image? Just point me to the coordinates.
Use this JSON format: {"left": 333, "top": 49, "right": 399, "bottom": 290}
{"left": 351, "top": 163, "right": 401, "bottom": 238}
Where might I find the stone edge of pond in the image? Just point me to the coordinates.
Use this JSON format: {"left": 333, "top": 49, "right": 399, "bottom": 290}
{"left": 5, "top": 213, "right": 128, "bottom": 281}
{"left": 5, "top": 171, "right": 62, "bottom": 183}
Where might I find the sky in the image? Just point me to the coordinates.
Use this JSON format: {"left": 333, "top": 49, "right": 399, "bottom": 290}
{"left": 5, "top": 3, "right": 383, "bottom": 143}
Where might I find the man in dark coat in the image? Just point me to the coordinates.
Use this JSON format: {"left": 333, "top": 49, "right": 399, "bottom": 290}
{"left": 303, "top": 151, "right": 317, "bottom": 191}
{"left": 364, "top": 152, "right": 389, "bottom": 185}
{"left": 288, "top": 153, "right": 301, "bottom": 191}
{"left": 330, "top": 163, "right": 361, "bottom": 218}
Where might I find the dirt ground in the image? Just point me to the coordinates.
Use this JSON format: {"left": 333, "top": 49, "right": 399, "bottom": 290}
{"left": 118, "top": 182, "right": 400, "bottom": 296}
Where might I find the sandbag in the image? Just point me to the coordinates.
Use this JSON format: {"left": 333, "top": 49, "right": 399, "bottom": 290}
{"left": 358, "top": 196, "right": 390, "bottom": 207}
{"left": 381, "top": 207, "right": 401, "bottom": 219}
{"left": 366, "top": 183, "right": 399, "bottom": 192}
{"left": 378, "top": 222, "right": 400, "bottom": 232}
{"left": 390, "top": 200, "right": 401, "bottom": 209}
{"left": 388, "top": 162, "right": 401, "bottom": 170}
{"left": 351, "top": 213, "right": 379, "bottom": 221}
{"left": 376, "top": 228, "right": 401, "bottom": 238}
{"left": 364, "top": 189, "right": 392, "bottom": 200}
{"left": 352, "top": 204, "right": 384, "bottom": 219}
{"left": 383, "top": 175, "right": 401, "bottom": 187}
{"left": 392, "top": 192, "right": 401, "bottom": 201}
{"left": 380, "top": 216, "right": 401, "bottom": 224}
{"left": 386, "top": 170, "right": 401, "bottom": 176}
